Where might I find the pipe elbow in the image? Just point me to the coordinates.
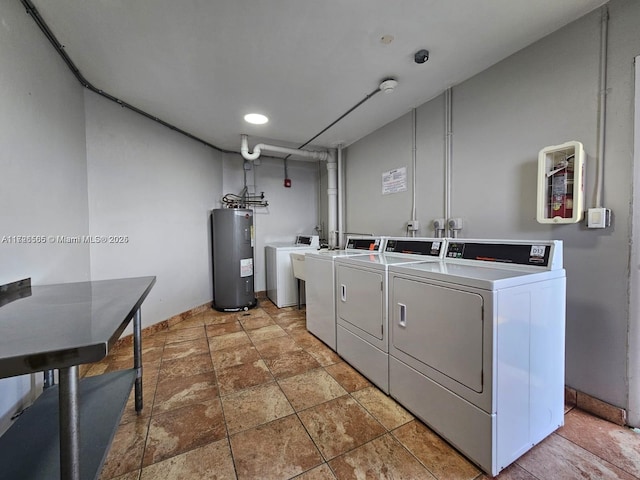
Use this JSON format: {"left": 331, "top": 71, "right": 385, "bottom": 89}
{"left": 240, "top": 134, "right": 261, "bottom": 161}
{"left": 324, "top": 150, "right": 335, "bottom": 164}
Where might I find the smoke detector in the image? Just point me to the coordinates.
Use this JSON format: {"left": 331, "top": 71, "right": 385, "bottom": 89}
{"left": 379, "top": 78, "right": 398, "bottom": 93}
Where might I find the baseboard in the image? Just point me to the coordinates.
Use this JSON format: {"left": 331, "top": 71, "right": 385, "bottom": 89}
{"left": 565, "top": 385, "right": 626, "bottom": 426}
{"left": 118, "top": 301, "right": 212, "bottom": 347}
{"left": 79, "top": 301, "right": 213, "bottom": 377}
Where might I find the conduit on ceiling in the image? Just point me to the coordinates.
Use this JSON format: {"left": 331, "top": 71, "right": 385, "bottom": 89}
{"left": 22, "top": 0, "right": 391, "bottom": 159}
{"left": 20, "top": 0, "right": 233, "bottom": 154}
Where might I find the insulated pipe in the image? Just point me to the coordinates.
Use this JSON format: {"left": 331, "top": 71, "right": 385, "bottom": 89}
{"left": 327, "top": 151, "right": 338, "bottom": 249}
{"left": 337, "top": 145, "right": 344, "bottom": 248}
{"left": 241, "top": 135, "right": 329, "bottom": 162}
{"left": 444, "top": 88, "right": 453, "bottom": 235}
{"left": 411, "top": 108, "right": 417, "bottom": 237}
{"left": 240, "top": 135, "right": 337, "bottom": 247}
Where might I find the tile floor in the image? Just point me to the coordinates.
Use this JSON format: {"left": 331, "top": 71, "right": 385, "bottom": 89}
{"left": 88, "top": 300, "right": 640, "bottom": 480}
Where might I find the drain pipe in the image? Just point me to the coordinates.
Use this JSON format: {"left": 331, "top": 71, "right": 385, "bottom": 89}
{"left": 327, "top": 152, "right": 338, "bottom": 249}
{"left": 337, "top": 145, "right": 344, "bottom": 249}
{"left": 410, "top": 108, "right": 418, "bottom": 237}
{"left": 594, "top": 5, "right": 609, "bottom": 209}
{"left": 241, "top": 135, "right": 338, "bottom": 249}
{"left": 444, "top": 88, "right": 453, "bottom": 236}
{"left": 241, "top": 135, "right": 329, "bottom": 162}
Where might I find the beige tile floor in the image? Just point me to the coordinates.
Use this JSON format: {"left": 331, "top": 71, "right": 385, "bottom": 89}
{"left": 89, "top": 300, "right": 640, "bottom": 480}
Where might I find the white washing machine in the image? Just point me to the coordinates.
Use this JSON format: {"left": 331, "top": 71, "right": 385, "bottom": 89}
{"left": 305, "top": 236, "right": 385, "bottom": 351}
{"left": 387, "top": 239, "right": 565, "bottom": 476}
{"left": 335, "top": 238, "right": 445, "bottom": 393}
{"left": 265, "top": 235, "right": 319, "bottom": 308}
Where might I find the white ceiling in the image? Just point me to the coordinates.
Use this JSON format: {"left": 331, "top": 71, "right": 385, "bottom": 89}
{"left": 31, "top": 0, "right": 606, "bottom": 155}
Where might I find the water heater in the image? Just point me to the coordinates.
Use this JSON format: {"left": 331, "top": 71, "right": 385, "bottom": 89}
{"left": 211, "top": 208, "right": 257, "bottom": 311}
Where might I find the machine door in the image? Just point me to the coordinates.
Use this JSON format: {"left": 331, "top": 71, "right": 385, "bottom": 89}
{"left": 336, "top": 264, "right": 384, "bottom": 340}
{"left": 391, "top": 277, "right": 484, "bottom": 393}
{"left": 305, "top": 256, "right": 336, "bottom": 350}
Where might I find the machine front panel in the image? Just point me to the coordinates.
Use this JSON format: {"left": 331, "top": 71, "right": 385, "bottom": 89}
{"left": 391, "top": 277, "right": 484, "bottom": 393}
{"left": 336, "top": 265, "right": 384, "bottom": 340}
{"left": 305, "top": 255, "right": 337, "bottom": 350}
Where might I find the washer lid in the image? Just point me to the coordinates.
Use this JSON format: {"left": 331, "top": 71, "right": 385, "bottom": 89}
{"left": 389, "top": 261, "right": 565, "bottom": 290}
{"left": 336, "top": 252, "right": 441, "bottom": 269}
{"left": 305, "top": 250, "right": 372, "bottom": 260}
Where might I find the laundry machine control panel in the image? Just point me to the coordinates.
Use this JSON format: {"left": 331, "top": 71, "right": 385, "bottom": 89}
{"left": 385, "top": 239, "right": 443, "bottom": 257}
{"left": 344, "top": 237, "right": 383, "bottom": 251}
{"left": 445, "top": 240, "right": 562, "bottom": 269}
{"left": 295, "top": 235, "right": 319, "bottom": 247}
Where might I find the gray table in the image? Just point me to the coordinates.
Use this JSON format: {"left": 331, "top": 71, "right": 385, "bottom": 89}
{"left": 0, "top": 276, "right": 156, "bottom": 480}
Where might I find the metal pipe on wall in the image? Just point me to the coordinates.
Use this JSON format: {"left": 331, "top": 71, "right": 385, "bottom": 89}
{"left": 411, "top": 108, "right": 417, "bottom": 237}
{"left": 444, "top": 88, "right": 453, "bottom": 236}
{"left": 595, "top": 5, "right": 609, "bottom": 208}
{"left": 337, "top": 145, "right": 344, "bottom": 248}
{"left": 326, "top": 152, "right": 338, "bottom": 249}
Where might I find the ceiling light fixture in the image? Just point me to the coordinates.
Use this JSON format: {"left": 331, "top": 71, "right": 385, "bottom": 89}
{"left": 244, "top": 113, "right": 269, "bottom": 125}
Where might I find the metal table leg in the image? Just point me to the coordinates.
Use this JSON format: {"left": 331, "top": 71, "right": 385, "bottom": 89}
{"left": 133, "top": 308, "right": 143, "bottom": 413}
{"left": 59, "top": 365, "right": 80, "bottom": 480}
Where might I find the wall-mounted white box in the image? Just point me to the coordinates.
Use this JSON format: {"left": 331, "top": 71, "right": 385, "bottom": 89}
{"left": 536, "top": 141, "right": 585, "bottom": 224}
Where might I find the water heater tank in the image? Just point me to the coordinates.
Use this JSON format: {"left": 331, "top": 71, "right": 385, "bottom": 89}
{"left": 211, "top": 208, "right": 257, "bottom": 311}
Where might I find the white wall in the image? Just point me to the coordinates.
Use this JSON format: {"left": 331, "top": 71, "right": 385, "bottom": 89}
{"left": 0, "top": 0, "right": 90, "bottom": 432}
{"left": 222, "top": 153, "right": 319, "bottom": 292}
{"left": 344, "top": 0, "right": 640, "bottom": 413}
{"left": 85, "top": 92, "right": 223, "bottom": 329}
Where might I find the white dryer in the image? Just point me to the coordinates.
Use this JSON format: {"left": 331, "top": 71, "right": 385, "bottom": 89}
{"left": 387, "top": 239, "right": 565, "bottom": 476}
{"left": 305, "top": 236, "right": 385, "bottom": 351}
{"left": 265, "top": 235, "right": 319, "bottom": 308}
{"left": 335, "top": 238, "right": 445, "bottom": 393}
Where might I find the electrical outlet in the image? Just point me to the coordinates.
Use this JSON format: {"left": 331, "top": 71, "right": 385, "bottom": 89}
{"left": 587, "top": 208, "right": 611, "bottom": 229}
{"left": 407, "top": 220, "right": 419, "bottom": 231}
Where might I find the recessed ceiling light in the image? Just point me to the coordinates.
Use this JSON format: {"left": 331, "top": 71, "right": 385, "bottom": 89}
{"left": 244, "top": 113, "right": 269, "bottom": 125}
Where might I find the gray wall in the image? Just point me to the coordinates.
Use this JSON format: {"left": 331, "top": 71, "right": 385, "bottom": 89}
{"left": 85, "top": 92, "right": 224, "bottom": 330}
{"left": 344, "top": 0, "right": 640, "bottom": 412}
{"left": 0, "top": 0, "right": 90, "bottom": 432}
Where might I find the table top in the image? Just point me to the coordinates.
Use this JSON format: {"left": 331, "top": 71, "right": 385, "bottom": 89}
{"left": 0, "top": 276, "right": 156, "bottom": 378}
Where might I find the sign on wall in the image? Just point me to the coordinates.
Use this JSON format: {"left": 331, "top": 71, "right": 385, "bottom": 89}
{"left": 382, "top": 167, "right": 407, "bottom": 195}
